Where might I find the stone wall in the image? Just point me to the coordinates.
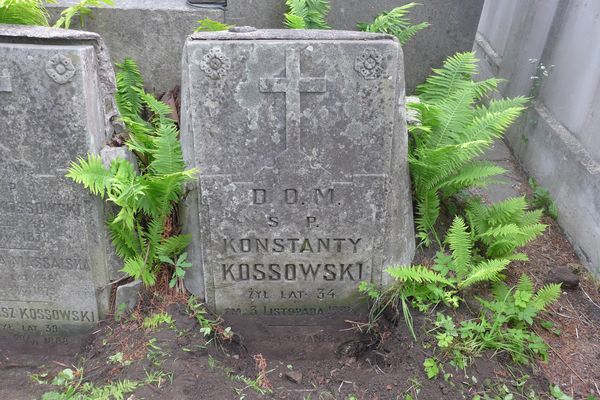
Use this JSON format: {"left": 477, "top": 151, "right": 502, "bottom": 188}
{"left": 474, "top": 0, "right": 600, "bottom": 274}
{"left": 48, "top": 0, "right": 484, "bottom": 93}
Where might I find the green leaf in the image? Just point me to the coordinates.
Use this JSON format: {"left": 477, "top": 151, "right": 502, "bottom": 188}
{"left": 446, "top": 216, "right": 472, "bottom": 278}
{"left": 358, "top": 3, "right": 429, "bottom": 45}
{"left": 423, "top": 357, "right": 440, "bottom": 379}
{"left": 66, "top": 154, "right": 111, "bottom": 197}
{"left": 284, "top": 0, "right": 330, "bottom": 29}
{"left": 195, "top": 17, "right": 232, "bottom": 32}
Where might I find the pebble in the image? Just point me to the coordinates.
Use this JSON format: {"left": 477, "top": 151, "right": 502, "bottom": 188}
{"left": 285, "top": 370, "right": 303, "bottom": 384}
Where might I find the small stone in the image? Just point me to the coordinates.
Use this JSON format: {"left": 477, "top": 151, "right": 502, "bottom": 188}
{"left": 546, "top": 266, "right": 580, "bottom": 290}
{"left": 285, "top": 370, "right": 303, "bottom": 384}
{"left": 115, "top": 280, "right": 143, "bottom": 313}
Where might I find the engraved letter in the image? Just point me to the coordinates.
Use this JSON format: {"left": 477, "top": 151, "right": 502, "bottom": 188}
{"left": 253, "top": 189, "right": 266, "bottom": 204}
{"left": 315, "top": 188, "right": 334, "bottom": 204}
{"left": 285, "top": 189, "right": 297, "bottom": 204}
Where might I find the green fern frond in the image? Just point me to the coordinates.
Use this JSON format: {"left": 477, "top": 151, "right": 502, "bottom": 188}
{"left": 358, "top": 3, "right": 429, "bottom": 45}
{"left": 417, "top": 52, "right": 480, "bottom": 103}
{"left": 446, "top": 217, "right": 472, "bottom": 278}
{"left": 429, "top": 87, "right": 478, "bottom": 148}
{"left": 157, "top": 234, "right": 192, "bottom": 258}
{"left": 0, "top": 0, "right": 52, "bottom": 26}
{"left": 386, "top": 265, "right": 453, "bottom": 286}
{"left": 474, "top": 96, "right": 529, "bottom": 118}
{"left": 439, "top": 162, "right": 506, "bottom": 196}
{"left": 284, "top": 0, "right": 330, "bottom": 29}
{"left": 195, "top": 17, "right": 232, "bottom": 32}
{"left": 144, "top": 214, "right": 165, "bottom": 263}
{"left": 149, "top": 123, "right": 186, "bottom": 175}
{"left": 107, "top": 218, "right": 140, "bottom": 260}
{"left": 517, "top": 274, "right": 534, "bottom": 295}
{"left": 115, "top": 58, "right": 145, "bottom": 117}
{"left": 53, "top": 0, "right": 113, "bottom": 29}
{"left": 395, "top": 22, "right": 429, "bottom": 44}
{"left": 459, "top": 258, "right": 510, "bottom": 289}
{"left": 532, "top": 283, "right": 562, "bottom": 311}
{"left": 284, "top": 13, "right": 306, "bottom": 29}
{"left": 462, "top": 107, "right": 525, "bottom": 143}
{"left": 139, "top": 91, "right": 175, "bottom": 126}
{"left": 415, "top": 190, "right": 440, "bottom": 245}
{"left": 66, "top": 154, "right": 111, "bottom": 197}
{"left": 121, "top": 256, "right": 155, "bottom": 286}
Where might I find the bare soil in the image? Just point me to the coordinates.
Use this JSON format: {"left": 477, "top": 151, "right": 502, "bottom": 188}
{"left": 2, "top": 160, "right": 600, "bottom": 400}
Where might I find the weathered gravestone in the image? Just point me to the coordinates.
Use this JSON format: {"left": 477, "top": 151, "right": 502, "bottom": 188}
{"left": 0, "top": 26, "right": 119, "bottom": 345}
{"left": 181, "top": 29, "right": 415, "bottom": 325}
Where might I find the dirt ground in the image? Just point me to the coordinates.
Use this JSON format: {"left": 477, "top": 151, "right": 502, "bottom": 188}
{"left": 1, "top": 160, "right": 600, "bottom": 400}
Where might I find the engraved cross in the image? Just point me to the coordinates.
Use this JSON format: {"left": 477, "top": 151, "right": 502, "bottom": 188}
{"left": 259, "top": 48, "right": 326, "bottom": 151}
{"left": 0, "top": 69, "right": 12, "bottom": 93}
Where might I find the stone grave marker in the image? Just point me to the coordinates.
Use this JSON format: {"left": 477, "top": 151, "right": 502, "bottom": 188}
{"left": 0, "top": 26, "right": 119, "bottom": 345}
{"left": 181, "top": 29, "right": 415, "bottom": 324}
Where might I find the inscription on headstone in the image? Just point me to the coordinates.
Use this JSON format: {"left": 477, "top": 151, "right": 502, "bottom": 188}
{"left": 181, "top": 30, "right": 415, "bottom": 320}
{"left": 0, "top": 26, "right": 119, "bottom": 344}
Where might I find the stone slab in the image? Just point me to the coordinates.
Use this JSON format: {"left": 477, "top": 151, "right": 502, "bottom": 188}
{"left": 181, "top": 29, "right": 415, "bottom": 320}
{"left": 47, "top": 0, "right": 224, "bottom": 93}
{"left": 0, "top": 25, "right": 116, "bottom": 344}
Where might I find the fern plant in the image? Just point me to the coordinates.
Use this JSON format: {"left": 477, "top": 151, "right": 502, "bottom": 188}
{"left": 358, "top": 2, "right": 429, "bottom": 45}
{"left": 409, "top": 52, "right": 528, "bottom": 245}
{"left": 0, "top": 0, "right": 54, "bottom": 26}
{"left": 466, "top": 196, "right": 547, "bottom": 259}
{"left": 284, "top": 0, "right": 330, "bottom": 29}
{"left": 67, "top": 58, "right": 196, "bottom": 286}
{"left": 53, "top": 0, "right": 113, "bottom": 29}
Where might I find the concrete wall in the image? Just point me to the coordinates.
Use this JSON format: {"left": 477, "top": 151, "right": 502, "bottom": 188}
{"left": 474, "top": 0, "right": 600, "bottom": 273}
{"left": 48, "top": 0, "right": 484, "bottom": 93}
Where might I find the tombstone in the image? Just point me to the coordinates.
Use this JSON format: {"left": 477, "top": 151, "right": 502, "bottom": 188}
{"left": 0, "top": 26, "right": 120, "bottom": 345}
{"left": 181, "top": 28, "right": 415, "bottom": 331}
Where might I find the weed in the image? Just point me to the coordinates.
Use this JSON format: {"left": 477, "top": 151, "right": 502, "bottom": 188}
{"left": 529, "top": 177, "right": 558, "bottom": 220}
{"left": 423, "top": 357, "right": 441, "bottom": 379}
{"left": 144, "top": 368, "right": 174, "bottom": 388}
{"left": 142, "top": 312, "right": 175, "bottom": 330}
{"left": 430, "top": 276, "right": 561, "bottom": 367}
{"left": 160, "top": 252, "right": 192, "bottom": 292}
{"left": 36, "top": 367, "right": 139, "bottom": 400}
{"left": 187, "top": 296, "right": 234, "bottom": 342}
{"left": 108, "top": 351, "right": 132, "bottom": 367}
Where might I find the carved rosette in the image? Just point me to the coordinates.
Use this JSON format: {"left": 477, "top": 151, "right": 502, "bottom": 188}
{"left": 354, "top": 48, "right": 385, "bottom": 80}
{"left": 200, "top": 48, "right": 232, "bottom": 80}
{"left": 46, "top": 54, "right": 76, "bottom": 84}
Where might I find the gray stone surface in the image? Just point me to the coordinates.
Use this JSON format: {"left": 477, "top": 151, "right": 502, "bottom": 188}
{"left": 474, "top": 0, "right": 600, "bottom": 274}
{"left": 181, "top": 29, "right": 415, "bottom": 319}
{"left": 114, "top": 280, "right": 143, "bottom": 312}
{"left": 47, "top": 0, "right": 224, "bottom": 93}
{"left": 225, "top": 0, "right": 484, "bottom": 92}
{"left": 0, "top": 25, "right": 115, "bottom": 343}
